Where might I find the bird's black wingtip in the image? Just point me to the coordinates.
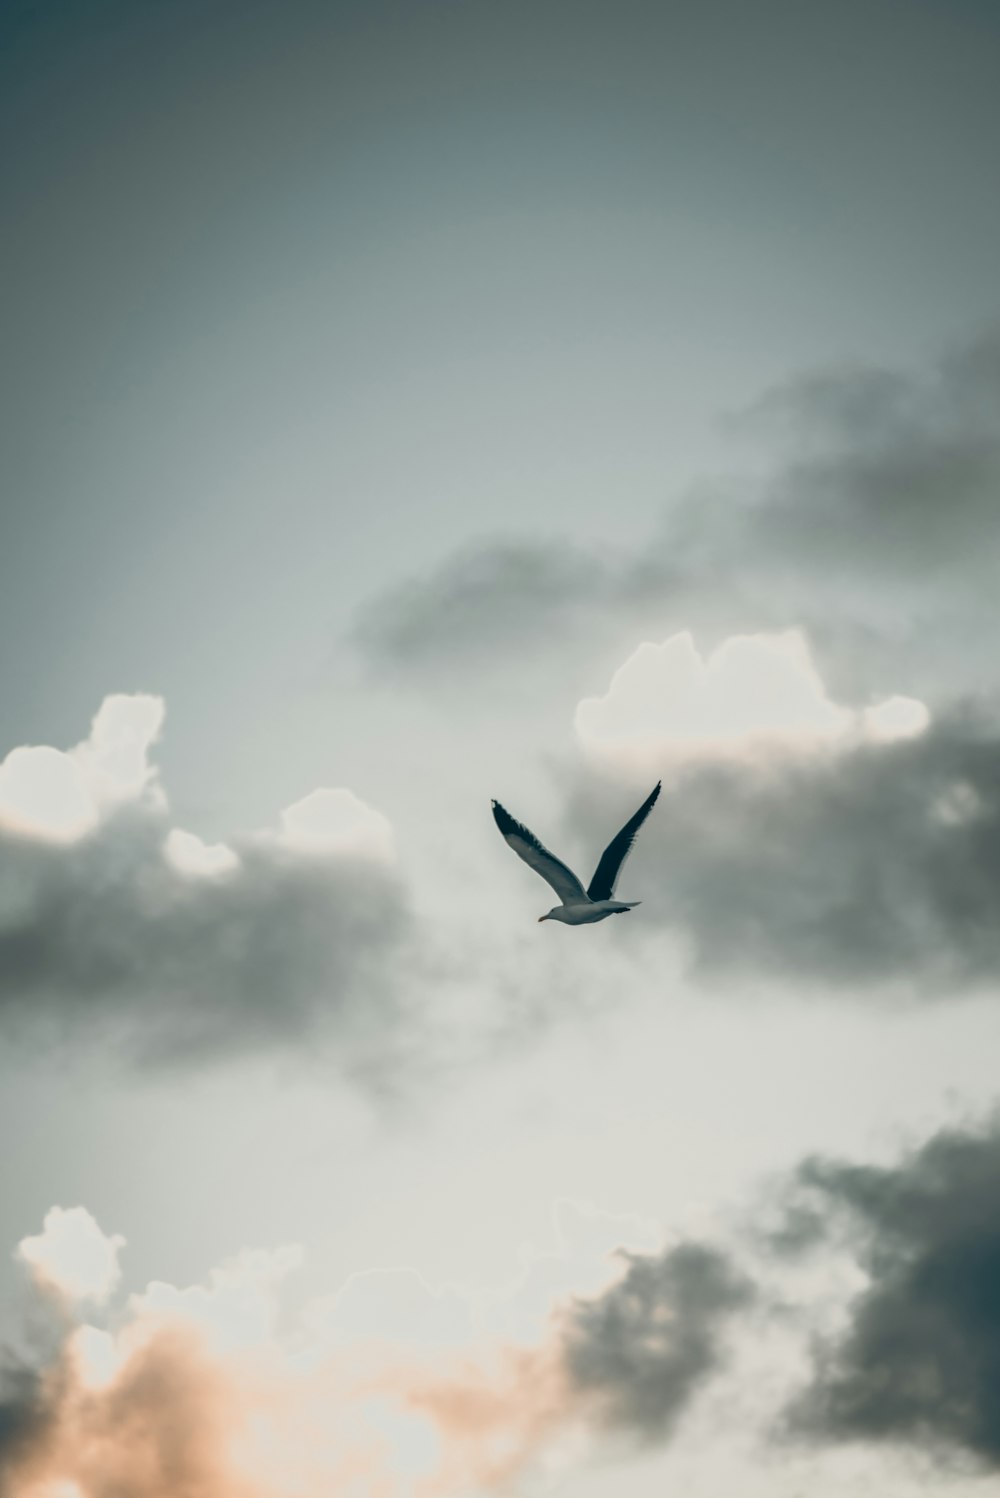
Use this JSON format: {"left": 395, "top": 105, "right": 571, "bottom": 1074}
{"left": 491, "top": 800, "right": 517, "bottom": 835}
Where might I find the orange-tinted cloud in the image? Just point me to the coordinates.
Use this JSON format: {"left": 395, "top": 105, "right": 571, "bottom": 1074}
{"left": 1, "top": 1209, "right": 748, "bottom": 1498}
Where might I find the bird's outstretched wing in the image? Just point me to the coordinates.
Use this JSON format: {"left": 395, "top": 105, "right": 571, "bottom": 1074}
{"left": 491, "top": 801, "right": 587, "bottom": 905}
{"left": 586, "top": 782, "right": 661, "bottom": 901}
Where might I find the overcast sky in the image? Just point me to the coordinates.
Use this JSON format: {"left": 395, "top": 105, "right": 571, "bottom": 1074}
{"left": 2, "top": 2, "right": 1000, "bottom": 1494}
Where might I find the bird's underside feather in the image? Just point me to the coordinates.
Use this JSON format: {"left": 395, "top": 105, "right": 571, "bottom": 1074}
{"left": 491, "top": 801, "right": 586, "bottom": 905}
{"left": 586, "top": 781, "right": 661, "bottom": 901}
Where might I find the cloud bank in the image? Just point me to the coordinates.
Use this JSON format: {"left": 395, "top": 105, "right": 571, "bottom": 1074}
{"left": 11, "top": 1118, "right": 1000, "bottom": 1497}
{"left": 0, "top": 696, "right": 411, "bottom": 1068}
{"left": 0, "top": 1206, "right": 749, "bottom": 1498}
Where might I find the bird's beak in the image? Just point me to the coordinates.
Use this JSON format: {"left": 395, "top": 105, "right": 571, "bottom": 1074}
{"left": 537, "top": 915, "right": 547, "bottom": 923}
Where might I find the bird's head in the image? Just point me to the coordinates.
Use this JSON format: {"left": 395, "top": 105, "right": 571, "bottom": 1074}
{"left": 538, "top": 910, "right": 555, "bottom": 923}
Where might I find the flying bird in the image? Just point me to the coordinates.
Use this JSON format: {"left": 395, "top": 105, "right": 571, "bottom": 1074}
{"left": 491, "top": 782, "right": 661, "bottom": 924}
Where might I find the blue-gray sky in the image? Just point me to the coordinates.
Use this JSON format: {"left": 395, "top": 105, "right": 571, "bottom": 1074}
{"left": 2, "top": 3, "right": 1000, "bottom": 1494}
{"left": 5, "top": 0, "right": 1000, "bottom": 818}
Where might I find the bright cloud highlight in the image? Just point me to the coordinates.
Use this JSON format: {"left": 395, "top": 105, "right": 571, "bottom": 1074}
{"left": 0, "top": 695, "right": 164, "bottom": 844}
{"left": 16, "top": 1207, "right": 126, "bottom": 1306}
{"left": 163, "top": 828, "right": 241, "bottom": 878}
{"left": 575, "top": 630, "right": 929, "bottom": 764}
{"left": 0, "top": 694, "right": 396, "bottom": 875}
{"left": 278, "top": 787, "right": 396, "bottom": 864}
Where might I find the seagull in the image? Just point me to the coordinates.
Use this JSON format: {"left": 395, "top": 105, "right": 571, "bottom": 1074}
{"left": 491, "top": 782, "right": 661, "bottom": 924}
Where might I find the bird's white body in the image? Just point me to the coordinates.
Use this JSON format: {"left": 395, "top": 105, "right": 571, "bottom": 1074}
{"left": 540, "top": 900, "right": 641, "bottom": 925}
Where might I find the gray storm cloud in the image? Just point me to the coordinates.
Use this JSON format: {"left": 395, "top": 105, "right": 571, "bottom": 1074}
{"left": 0, "top": 809, "right": 411, "bottom": 1066}
{"left": 567, "top": 706, "right": 1000, "bottom": 993}
{"left": 0, "top": 698, "right": 412, "bottom": 1070}
{"left": 353, "top": 542, "right": 605, "bottom": 679}
{"left": 352, "top": 327, "right": 1000, "bottom": 707}
{"left": 779, "top": 1119, "right": 1000, "bottom": 1467}
{"left": 0, "top": 1365, "right": 48, "bottom": 1475}
{"left": 562, "top": 1241, "right": 753, "bottom": 1440}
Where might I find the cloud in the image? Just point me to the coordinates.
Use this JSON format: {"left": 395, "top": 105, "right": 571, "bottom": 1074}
{"left": 276, "top": 787, "right": 395, "bottom": 864}
{"left": 162, "top": 828, "right": 240, "bottom": 879}
{"left": 352, "top": 540, "right": 605, "bottom": 680}
{"left": 742, "top": 334, "right": 1000, "bottom": 593}
{"left": 575, "top": 630, "right": 928, "bottom": 765}
{"left": 779, "top": 1119, "right": 1000, "bottom": 1467}
{"left": 0, "top": 1206, "right": 751, "bottom": 1497}
{"left": 350, "top": 327, "right": 1000, "bottom": 705}
{"left": 562, "top": 1242, "right": 753, "bottom": 1440}
{"left": 0, "top": 1364, "right": 50, "bottom": 1488}
{"left": 0, "top": 695, "right": 165, "bottom": 844}
{"left": 566, "top": 694, "right": 1000, "bottom": 992}
{"left": 0, "top": 695, "right": 412, "bottom": 1068}
{"left": 16, "top": 1208, "right": 125, "bottom": 1307}
{"left": 8, "top": 1168, "right": 1000, "bottom": 1496}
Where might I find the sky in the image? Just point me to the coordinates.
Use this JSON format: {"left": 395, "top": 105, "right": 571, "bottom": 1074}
{"left": 2, "top": 1, "right": 1000, "bottom": 1493}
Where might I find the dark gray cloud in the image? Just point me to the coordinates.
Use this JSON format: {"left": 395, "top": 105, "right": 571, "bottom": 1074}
{"left": 568, "top": 707, "right": 1000, "bottom": 993}
{"left": 350, "top": 529, "right": 700, "bottom": 694}
{"left": 353, "top": 541, "right": 606, "bottom": 679}
{"left": 562, "top": 1242, "right": 752, "bottom": 1440}
{"left": 0, "top": 1361, "right": 49, "bottom": 1475}
{"left": 352, "top": 328, "right": 1000, "bottom": 706}
{"left": 781, "top": 1119, "right": 1000, "bottom": 1466}
{"left": 0, "top": 807, "right": 413, "bottom": 1070}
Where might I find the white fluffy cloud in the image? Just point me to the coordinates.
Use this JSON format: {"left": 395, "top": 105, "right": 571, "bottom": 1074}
{"left": 0, "top": 695, "right": 165, "bottom": 844}
{"left": 163, "top": 827, "right": 241, "bottom": 878}
{"left": 16, "top": 1206, "right": 126, "bottom": 1305}
{"left": 0, "top": 693, "right": 395, "bottom": 875}
{"left": 575, "top": 630, "right": 929, "bottom": 765}
{"left": 277, "top": 787, "right": 396, "bottom": 864}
